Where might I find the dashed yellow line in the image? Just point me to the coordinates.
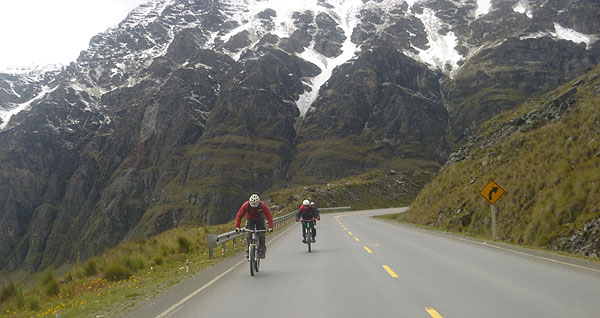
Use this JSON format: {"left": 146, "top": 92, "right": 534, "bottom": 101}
{"left": 344, "top": 227, "right": 348, "bottom": 231}
{"left": 348, "top": 231, "right": 353, "bottom": 235}
{"left": 363, "top": 247, "right": 372, "bottom": 253}
{"left": 354, "top": 237, "right": 360, "bottom": 242}
{"left": 382, "top": 265, "right": 398, "bottom": 278}
{"left": 425, "top": 307, "right": 443, "bottom": 318}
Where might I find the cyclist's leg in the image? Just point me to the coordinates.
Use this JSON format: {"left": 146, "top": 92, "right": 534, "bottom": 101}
{"left": 244, "top": 220, "right": 254, "bottom": 257}
{"left": 256, "top": 220, "right": 266, "bottom": 258}
{"left": 311, "top": 220, "right": 316, "bottom": 238}
{"left": 301, "top": 221, "right": 307, "bottom": 242}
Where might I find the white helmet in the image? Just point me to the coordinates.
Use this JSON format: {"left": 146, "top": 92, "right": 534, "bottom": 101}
{"left": 310, "top": 202, "right": 315, "bottom": 206}
{"left": 249, "top": 194, "right": 260, "bottom": 208}
{"left": 302, "top": 199, "right": 310, "bottom": 206}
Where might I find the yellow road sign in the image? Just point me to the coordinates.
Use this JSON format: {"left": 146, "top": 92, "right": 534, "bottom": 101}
{"left": 480, "top": 181, "right": 505, "bottom": 205}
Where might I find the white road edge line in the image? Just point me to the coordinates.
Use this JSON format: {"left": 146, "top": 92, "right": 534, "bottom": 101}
{"left": 439, "top": 233, "right": 600, "bottom": 274}
{"left": 363, "top": 210, "right": 600, "bottom": 274}
{"left": 155, "top": 223, "right": 297, "bottom": 318}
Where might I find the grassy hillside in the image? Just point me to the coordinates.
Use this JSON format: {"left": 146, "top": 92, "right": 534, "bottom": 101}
{"left": 265, "top": 169, "right": 435, "bottom": 213}
{"left": 394, "top": 64, "right": 600, "bottom": 258}
{"left": 0, "top": 222, "right": 237, "bottom": 318}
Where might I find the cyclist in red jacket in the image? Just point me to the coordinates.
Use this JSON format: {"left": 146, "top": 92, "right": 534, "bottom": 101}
{"left": 235, "top": 194, "right": 274, "bottom": 259}
{"left": 295, "top": 199, "right": 320, "bottom": 243}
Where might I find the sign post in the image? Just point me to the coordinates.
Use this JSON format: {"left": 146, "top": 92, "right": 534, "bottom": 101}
{"left": 480, "top": 180, "right": 505, "bottom": 240}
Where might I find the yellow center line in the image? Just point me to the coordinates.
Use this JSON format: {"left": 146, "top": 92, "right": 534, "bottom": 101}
{"left": 425, "top": 307, "right": 444, "bottom": 318}
{"left": 354, "top": 237, "right": 360, "bottom": 242}
{"left": 348, "top": 231, "right": 353, "bottom": 235}
{"left": 382, "top": 265, "right": 398, "bottom": 278}
{"left": 363, "top": 246, "right": 372, "bottom": 253}
{"left": 344, "top": 227, "right": 348, "bottom": 231}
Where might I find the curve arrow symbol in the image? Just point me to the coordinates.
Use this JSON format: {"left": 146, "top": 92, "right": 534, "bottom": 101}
{"left": 488, "top": 187, "right": 498, "bottom": 200}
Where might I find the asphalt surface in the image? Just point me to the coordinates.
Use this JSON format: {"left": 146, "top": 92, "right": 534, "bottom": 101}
{"left": 126, "top": 208, "right": 600, "bottom": 318}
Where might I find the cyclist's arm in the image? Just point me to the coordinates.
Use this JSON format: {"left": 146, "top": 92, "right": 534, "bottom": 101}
{"left": 235, "top": 202, "right": 248, "bottom": 228}
{"left": 261, "top": 202, "right": 275, "bottom": 229}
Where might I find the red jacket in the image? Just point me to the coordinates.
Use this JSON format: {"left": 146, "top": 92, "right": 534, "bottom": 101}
{"left": 235, "top": 201, "right": 274, "bottom": 229}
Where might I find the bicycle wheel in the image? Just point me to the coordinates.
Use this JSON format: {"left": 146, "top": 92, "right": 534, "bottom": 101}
{"left": 255, "top": 248, "right": 260, "bottom": 272}
{"left": 249, "top": 244, "right": 255, "bottom": 276}
{"left": 306, "top": 226, "right": 311, "bottom": 253}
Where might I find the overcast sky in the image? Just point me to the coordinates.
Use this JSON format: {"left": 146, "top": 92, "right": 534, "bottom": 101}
{"left": 0, "top": 0, "right": 150, "bottom": 71}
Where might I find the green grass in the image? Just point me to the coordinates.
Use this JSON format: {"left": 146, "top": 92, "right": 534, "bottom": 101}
{"left": 0, "top": 221, "right": 247, "bottom": 318}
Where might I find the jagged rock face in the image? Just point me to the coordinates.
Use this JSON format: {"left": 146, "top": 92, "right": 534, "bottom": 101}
{"left": 445, "top": 0, "right": 600, "bottom": 144}
{"left": 0, "top": 0, "right": 599, "bottom": 272}
{"left": 291, "top": 45, "right": 450, "bottom": 183}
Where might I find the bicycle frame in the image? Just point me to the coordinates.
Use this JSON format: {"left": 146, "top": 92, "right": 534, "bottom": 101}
{"left": 241, "top": 228, "right": 266, "bottom": 276}
{"left": 300, "top": 218, "right": 315, "bottom": 252}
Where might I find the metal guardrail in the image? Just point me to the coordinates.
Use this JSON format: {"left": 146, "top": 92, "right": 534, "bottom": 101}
{"left": 206, "top": 206, "right": 351, "bottom": 258}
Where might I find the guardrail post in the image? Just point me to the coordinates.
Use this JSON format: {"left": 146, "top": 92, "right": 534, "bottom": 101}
{"left": 221, "top": 242, "right": 226, "bottom": 256}
{"left": 207, "top": 234, "right": 217, "bottom": 259}
{"left": 233, "top": 237, "right": 237, "bottom": 249}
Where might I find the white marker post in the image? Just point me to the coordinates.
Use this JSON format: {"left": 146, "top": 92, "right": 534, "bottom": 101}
{"left": 491, "top": 204, "right": 499, "bottom": 240}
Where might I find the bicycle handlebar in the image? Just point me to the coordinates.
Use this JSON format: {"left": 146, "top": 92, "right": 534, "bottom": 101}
{"left": 240, "top": 229, "right": 267, "bottom": 233}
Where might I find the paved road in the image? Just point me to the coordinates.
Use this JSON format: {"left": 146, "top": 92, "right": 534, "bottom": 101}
{"left": 130, "top": 208, "right": 600, "bottom": 318}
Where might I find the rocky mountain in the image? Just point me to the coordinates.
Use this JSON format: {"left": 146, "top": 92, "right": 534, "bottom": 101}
{"left": 1, "top": 0, "right": 599, "bottom": 273}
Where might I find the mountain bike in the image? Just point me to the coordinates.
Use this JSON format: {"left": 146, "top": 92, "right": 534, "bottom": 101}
{"left": 300, "top": 218, "right": 315, "bottom": 253}
{"left": 242, "top": 228, "right": 266, "bottom": 276}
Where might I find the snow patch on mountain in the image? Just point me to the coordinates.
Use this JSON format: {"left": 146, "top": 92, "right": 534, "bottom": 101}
{"left": 293, "top": 0, "right": 363, "bottom": 115}
{"left": 475, "top": 0, "right": 492, "bottom": 17}
{"left": 519, "top": 23, "right": 597, "bottom": 49}
{"left": 0, "top": 64, "right": 63, "bottom": 77}
{"left": 1, "top": 85, "right": 57, "bottom": 130}
{"left": 413, "top": 8, "right": 462, "bottom": 76}
{"left": 553, "top": 23, "right": 595, "bottom": 48}
{"left": 513, "top": 0, "right": 533, "bottom": 18}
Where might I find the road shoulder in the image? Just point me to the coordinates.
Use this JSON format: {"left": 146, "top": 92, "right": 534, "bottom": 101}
{"left": 373, "top": 212, "right": 600, "bottom": 274}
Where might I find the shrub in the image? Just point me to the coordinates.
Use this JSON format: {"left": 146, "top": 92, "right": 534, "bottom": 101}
{"left": 84, "top": 259, "right": 98, "bottom": 277}
{"left": 14, "top": 285, "right": 25, "bottom": 309}
{"left": 123, "top": 253, "right": 145, "bottom": 271}
{"left": 27, "top": 296, "right": 41, "bottom": 311}
{"left": 153, "top": 255, "right": 164, "bottom": 266}
{"left": 135, "top": 237, "right": 147, "bottom": 246}
{"left": 177, "top": 236, "right": 193, "bottom": 254}
{"left": 103, "top": 263, "right": 132, "bottom": 282}
{"left": 45, "top": 279, "right": 61, "bottom": 297}
{"left": 63, "top": 272, "right": 74, "bottom": 283}
{"left": 103, "top": 253, "right": 145, "bottom": 281}
{"left": 0, "top": 282, "right": 15, "bottom": 302}
{"left": 160, "top": 244, "right": 171, "bottom": 257}
{"left": 40, "top": 270, "right": 61, "bottom": 297}
{"left": 39, "top": 269, "right": 55, "bottom": 287}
